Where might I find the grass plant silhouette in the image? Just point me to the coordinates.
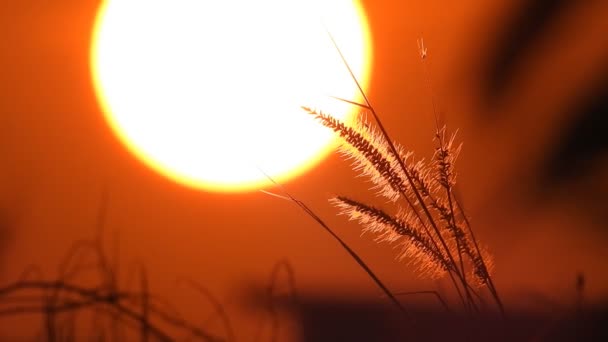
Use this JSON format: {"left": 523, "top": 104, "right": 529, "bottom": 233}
{"left": 292, "top": 32, "right": 505, "bottom": 318}
{"left": 0, "top": 195, "right": 232, "bottom": 342}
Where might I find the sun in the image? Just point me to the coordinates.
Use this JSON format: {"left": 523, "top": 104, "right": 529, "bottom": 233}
{"left": 91, "top": 0, "right": 372, "bottom": 192}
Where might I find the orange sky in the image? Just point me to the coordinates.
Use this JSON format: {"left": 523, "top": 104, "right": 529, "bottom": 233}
{"left": 1, "top": 0, "right": 608, "bottom": 339}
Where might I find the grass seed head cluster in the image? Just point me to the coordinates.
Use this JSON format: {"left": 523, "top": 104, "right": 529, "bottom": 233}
{"left": 302, "top": 102, "right": 503, "bottom": 314}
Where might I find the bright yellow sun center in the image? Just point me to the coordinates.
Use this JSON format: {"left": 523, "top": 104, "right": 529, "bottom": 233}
{"left": 91, "top": 0, "right": 372, "bottom": 192}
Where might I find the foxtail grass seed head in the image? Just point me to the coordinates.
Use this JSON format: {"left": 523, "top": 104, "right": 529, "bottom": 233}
{"left": 331, "top": 196, "right": 450, "bottom": 278}
{"left": 303, "top": 106, "right": 407, "bottom": 201}
{"left": 433, "top": 127, "right": 462, "bottom": 189}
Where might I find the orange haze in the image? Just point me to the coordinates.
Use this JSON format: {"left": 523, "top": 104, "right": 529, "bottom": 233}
{"left": 1, "top": 0, "right": 608, "bottom": 340}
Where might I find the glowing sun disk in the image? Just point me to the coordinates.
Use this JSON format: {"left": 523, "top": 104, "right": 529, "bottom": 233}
{"left": 91, "top": 0, "right": 372, "bottom": 192}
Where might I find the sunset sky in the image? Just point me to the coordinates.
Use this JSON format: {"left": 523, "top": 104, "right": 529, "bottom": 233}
{"left": 1, "top": 0, "right": 607, "bottom": 340}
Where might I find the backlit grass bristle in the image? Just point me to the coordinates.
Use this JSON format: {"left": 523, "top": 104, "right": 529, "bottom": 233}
{"left": 330, "top": 196, "right": 450, "bottom": 278}
{"left": 302, "top": 106, "right": 406, "bottom": 201}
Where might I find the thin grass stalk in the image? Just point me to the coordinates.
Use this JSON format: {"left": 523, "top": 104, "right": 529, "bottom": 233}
{"left": 260, "top": 179, "right": 413, "bottom": 321}
{"left": 403, "top": 171, "right": 477, "bottom": 312}
{"left": 44, "top": 296, "right": 57, "bottom": 342}
{"left": 447, "top": 197, "right": 471, "bottom": 310}
{"left": 435, "top": 133, "right": 466, "bottom": 279}
{"left": 138, "top": 265, "right": 149, "bottom": 342}
{"left": 454, "top": 196, "right": 505, "bottom": 317}
{"left": 434, "top": 129, "right": 479, "bottom": 313}
{"left": 181, "top": 279, "right": 236, "bottom": 342}
{"left": 419, "top": 37, "right": 499, "bottom": 315}
{"left": 295, "top": 198, "right": 411, "bottom": 319}
{"left": 257, "top": 260, "right": 297, "bottom": 342}
{"left": 393, "top": 290, "right": 451, "bottom": 313}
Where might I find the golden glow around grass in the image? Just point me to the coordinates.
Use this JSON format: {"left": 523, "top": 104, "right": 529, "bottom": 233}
{"left": 91, "top": 0, "right": 372, "bottom": 192}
